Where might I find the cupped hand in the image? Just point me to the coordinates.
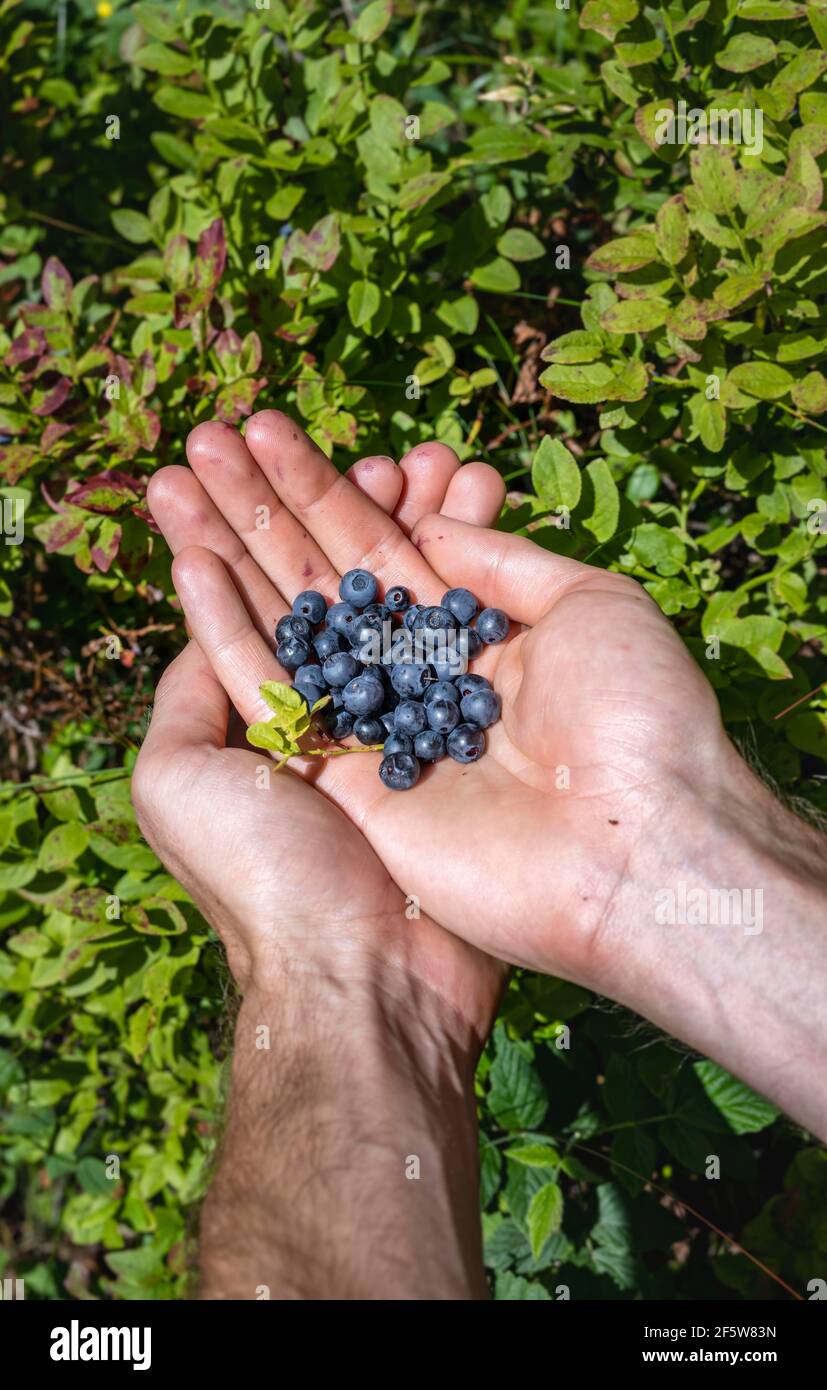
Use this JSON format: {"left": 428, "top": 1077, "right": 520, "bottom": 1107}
{"left": 134, "top": 429, "right": 508, "bottom": 1041}
{"left": 142, "top": 410, "right": 734, "bottom": 999}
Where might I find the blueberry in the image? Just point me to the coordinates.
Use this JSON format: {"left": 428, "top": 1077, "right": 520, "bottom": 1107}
{"left": 339, "top": 568, "right": 378, "bottom": 609}
{"left": 294, "top": 662, "right": 326, "bottom": 690}
{"left": 417, "top": 605, "right": 457, "bottom": 632}
{"left": 384, "top": 731, "right": 413, "bottom": 756}
{"left": 363, "top": 602, "right": 392, "bottom": 624}
{"left": 342, "top": 673, "right": 385, "bottom": 717}
{"left": 390, "top": 661, "right": 437, "bottom": 698}
{"left": 385, "top": 585, "right": 410, "bottom": 613}
{"left": 322, "top": 651, "right": 361, "bottom": 687}
{"left": 432, "top": 648, "right": 465, "bottom": 681}
{"left": 277, "top": 635, "right": 310, "bottom": 671}
{"left": 476, "top": 607, "right": 509, "bottom": 644}
{"left": 295, "top": 682, "right": 326, "bottom": 710}
{"left": 459, "top": 628, "right": 483, "bottom": 660}
{"left": 403, "top": 604, "right": 423, "bottom": 631}
{"left": 379, "top": 751, "right": 420, "bottom": 790}
{"left": 455, "top": 672, "right": 492, "bottom": 699}
{"left": 394, "top": 699, "right": 428, "bottom": 736}
{"left": 427, "top": 697, "right": 461, "bottom": 735}
{"left": 351, "top": 613, "right": 385, "bottom": 646}
{"left": 460, "top": 688, "right": 501, "bottom": 729}
{"left": 442, "top": 587, "right": 478, "bottom": 626}
{"left": 424, "top": 680, "right": 459, "bottom": 707}
{"left": 312, "top": 629, "right": 344, "bottom": 662}
{"left": 380, "top": 711, "right": 397, "bottom": 734}
{"left": 353, "top": 640, "right": 382, "bottom": 667}
{"left": 353, "top": 716, "right": 385, "bottom": 745}
{"left": 447, "top": 723, "right": 486, "bottom": 763}
{"left": 326, "top": 602, "right": 360, "bottom": 637}
{"left": 276, "top": 613, "right": 311, "bottom": 644}
{"left": 292, "top": 590, "right": 326, "bottom": 625}
{"left": 324, "top": 707, "right": 355, "bottom": 739}
{"left": 414, "top": 729, "right": 446, "bottom": 762}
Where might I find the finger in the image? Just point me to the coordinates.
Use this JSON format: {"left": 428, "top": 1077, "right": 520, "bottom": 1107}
{"left": 137, "top": 641, "right": 229, "bottom": 769}
{"left": 171, "top": 547, "right": 285, "bottom": 725}
{"left": 244, "top": 410, "right": 445, "bottom": 603}
{"left": 345, "top": 454, "right": 404, "bottom": 516}
{"left": 147, "top": 466, "right": 288, "bottom": 640}
{"left": 186, "top": 420, "right": 341, "bottom": 601}
{"left": 410, "top": 515, "right": 600, "bottom": 626}
{"left": 441, "top": 462, "right": 505, "bottom": 527}
{"left": 393, "top": 442, "right": 461, "bottom": 534}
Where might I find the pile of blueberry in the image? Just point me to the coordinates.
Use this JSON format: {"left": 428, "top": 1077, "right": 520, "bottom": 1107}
{"left": 274, "top": 568, "right": 509, "bottom": 790}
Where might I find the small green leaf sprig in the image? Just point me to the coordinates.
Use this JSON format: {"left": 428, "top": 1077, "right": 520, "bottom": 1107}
{"left": 246, "top": 682, "right": 381, "bottom": 769}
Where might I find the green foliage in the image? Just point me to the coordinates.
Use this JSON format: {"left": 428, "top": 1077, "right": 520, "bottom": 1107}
{"left": 1, "top": 0, "right": 826, "bottom": 1300}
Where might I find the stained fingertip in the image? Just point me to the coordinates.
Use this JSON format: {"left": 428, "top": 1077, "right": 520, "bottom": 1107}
{"left": 347, "top": 454, "right": 403, "bottom": 514}
{"left": 186, "top": 418, "right": 239, "bottom": 462}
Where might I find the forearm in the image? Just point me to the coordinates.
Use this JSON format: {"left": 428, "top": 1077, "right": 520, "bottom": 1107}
{"left": 599, "top": 752, "right": 827, "bottom": 1139}
{"left": 198, "top": 947, "right": 487, "bottom": 1300}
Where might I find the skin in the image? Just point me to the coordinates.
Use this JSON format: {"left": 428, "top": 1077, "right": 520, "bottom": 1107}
{"left": 134, "top": 410, "right": 827, "bottom": 1298}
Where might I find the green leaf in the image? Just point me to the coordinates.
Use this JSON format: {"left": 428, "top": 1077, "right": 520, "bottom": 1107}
{"left": 435, "top": 296, "right": 479, "bottom": 335}
{"left": 717, "top": 34, "right": 778, "bottom": 72}
{"left": 539, "top": 361, "right": 617, "bottom": 403}
{"left": 488, "top": 1035, "right": 547, "bottom": 1131}
{"left": 111, "top": 209, "right": 154, "bottom": 245}
{"left": 583, "top": 458, "right": 620, "bottom": 542}
{"left": 153, "top": 86, "right": 214, "bottom": 120}
{"left": 691, "top": 146, "right": 738, "bottom": 216}
{"left": 626, "top": 522, "right": 686, "bottom": 576}
{"left": 38, "top": 821, "right": 89, "bottom": 872}
{"left": 655, "top": 195, "right": 689, "bottom": 265}
{"left": 134, "top": 42, "right": 194, "bottom": 76}
{"left": 587, "top": 232, "right": 657, "bottom": 272}
{"left": 688, "top": 394, "right": 727, "bottom": 453}
{"left": 693, "top": 1061, "right": 780, "bottom": 1134}
{"left": 600, "top": 297, "right": 670, "bottom": 333}
{"left": 352, "top": 0, "right": 393, "bottom": 43}
{"left": 527, "top": 1182, "right": 564, "bottom": 1259}
{"left": 494, "top": 1271, "right": 552, "bottom": 1300}
{"left": 727, "top": 362, "right": 794, "bottom": 401}
{"left": 791, "top": 370, "right": 827, "bottom": 414}
{"left": 496, "top": 228, "right": 545, "bottom": 262}
{"left": 505, "top": 1143, "right": 561, "bottom": 1168}
{"left": 465, "top": 126, "right": 545, "bottom": 164}
{"left": 532, "top": 435, "right": 582, "bottom": 510}
{"left": 469, "top": 257, "right": 521, "bottom": 293}
{"left": 347, "top": 279, "right": 380, "bottom": 328}
{"left": 580, "top": 0, "right": 639, "bottom": 41}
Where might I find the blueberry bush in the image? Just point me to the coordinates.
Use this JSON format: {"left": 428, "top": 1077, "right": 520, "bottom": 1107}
{"left": 1, "top": 0, "right": 826, "bottom": 1300}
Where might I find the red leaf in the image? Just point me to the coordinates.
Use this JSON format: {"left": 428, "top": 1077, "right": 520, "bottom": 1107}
{"left": 41, "top": 256, "right": 73, "bottom": 312}
{"left": 0, "top": 444, "right": 38, "bottom": 485}
{"left": 40, "top": 421, "right": 72, "bottom": 453}
{"left": 5, "top": 326, "right": 46, "bottom": 367}
{"left": 39, "top": 511, "right": 87, "bottom": 552}
{"left": 91, "top": 519, "right": 122, "bottom": 572}
{"left": 67, "top": 470, "right": 143, "bottom": 513}
{"left": 31, "top": 375, "right": 72, "bottom": 416}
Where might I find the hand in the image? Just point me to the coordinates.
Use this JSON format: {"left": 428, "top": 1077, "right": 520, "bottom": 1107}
{"left": 134, "top": 428, "right": 508, "bottom": 1042}
{"left": 144, "top": 410, "right": 733, "bottom": 988}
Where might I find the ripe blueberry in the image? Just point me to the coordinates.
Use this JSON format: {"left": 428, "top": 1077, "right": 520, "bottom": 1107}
{"left": 277, "top": 635, "right": 310, "bottom": 671}
{"left": 326, "top": 601, "right": 360, "bottom": 638}
{"left": 390, "top": 661, "right": 437, "bottom": 699}
{"left": 476, "top": 607, "right": 509, "bottom": 644}
{"left": 455, "top": 672, "right": 492, "bottom": 699}
{"left": 385, "top": 585, "right": 410, "bottom": 612}
{"left": 383, "top": 731, "right": 413, "bottom": 756}
{"left": 295, "top": 682, "right": 326, "bottom": 710}
{"left": 312, "top": 629, "right": 344, "bottom": 662}
{"left": 294, "top": 662, "right": 326, "bottom": 691}
{"left": 380, "top": 711, "right": 396, "bottom": 735}
{"left": 322, "top": 651, "right": 361, "bottom": 687}
{"left": 342, "top": 673, "right": 385, "bottom": 716}
{"left": 323, "top": 707, "right": 355, "bottom": 739}
{"left": 423, "top": 680, "right": 459, "bottom": 706}
{"left": 447, "top": 723, "right": 485, "bottom": 763}
{"left": 403, "top": 604, "right": 423, "bottom": 631}
{"left": 379, "top": 751, "right": 420, "bottom": 790}
{"left": 353, "top": 716, "right": 385, "bottom": 745}
{"left": 394, "top": 700, "right": 428, "bottom": 736}
{"left": 414, "top": 729, "right": 446, "bottom": 762}
{"left": 460, "top": 688, "right": 501, "bottom": 729}
{"left": 442, "top": 588, "right": 478, "bottom": 626}
{"left": 339, "top": 568, "right": 378, "bottom": 609}
{"left": 276, "top": 613, "right": 311, "bottom": 644}
{"left": 292, "top": 590, "right": 326, "bottom": 625}
{"left": 427, "top": 697, "right": 461, "bottom": 735}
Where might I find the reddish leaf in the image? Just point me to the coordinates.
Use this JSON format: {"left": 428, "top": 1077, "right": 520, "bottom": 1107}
{"left": 133, "top": 350, "right": 157, "bottom": 399}
{"left": 5, "top": 326, "right": 46, "bottom": 367}
{"left": 0, "top": 444, "right": 38, "bottom": 484}
{"left": 214, "top": 328, "right": 242, "bottom": 376}
{"left": 214, "top": 376, "right": 268, "bottom": 423}
{"left": 174, "top": 218, "right": 227, "bottom": 328}
{"left": 283, "top": 214, "right": 340, "bottom": 274}
{"left": 41, "top": 256, "right": 73, "bottom": 312}
{"left": 67, "top": 470, "right": 142, "bottom": 513}
{"left": 31, "top": 375, "right": 72, "bottom": 416}
{"left": 37, "top": 510, "right": 87, "bottom": 552}
{"left": 40, "top": 421, "right": 73, "bottom": 453}
{"left": 91, "top": 518, "right": 122, "bottom": 572}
